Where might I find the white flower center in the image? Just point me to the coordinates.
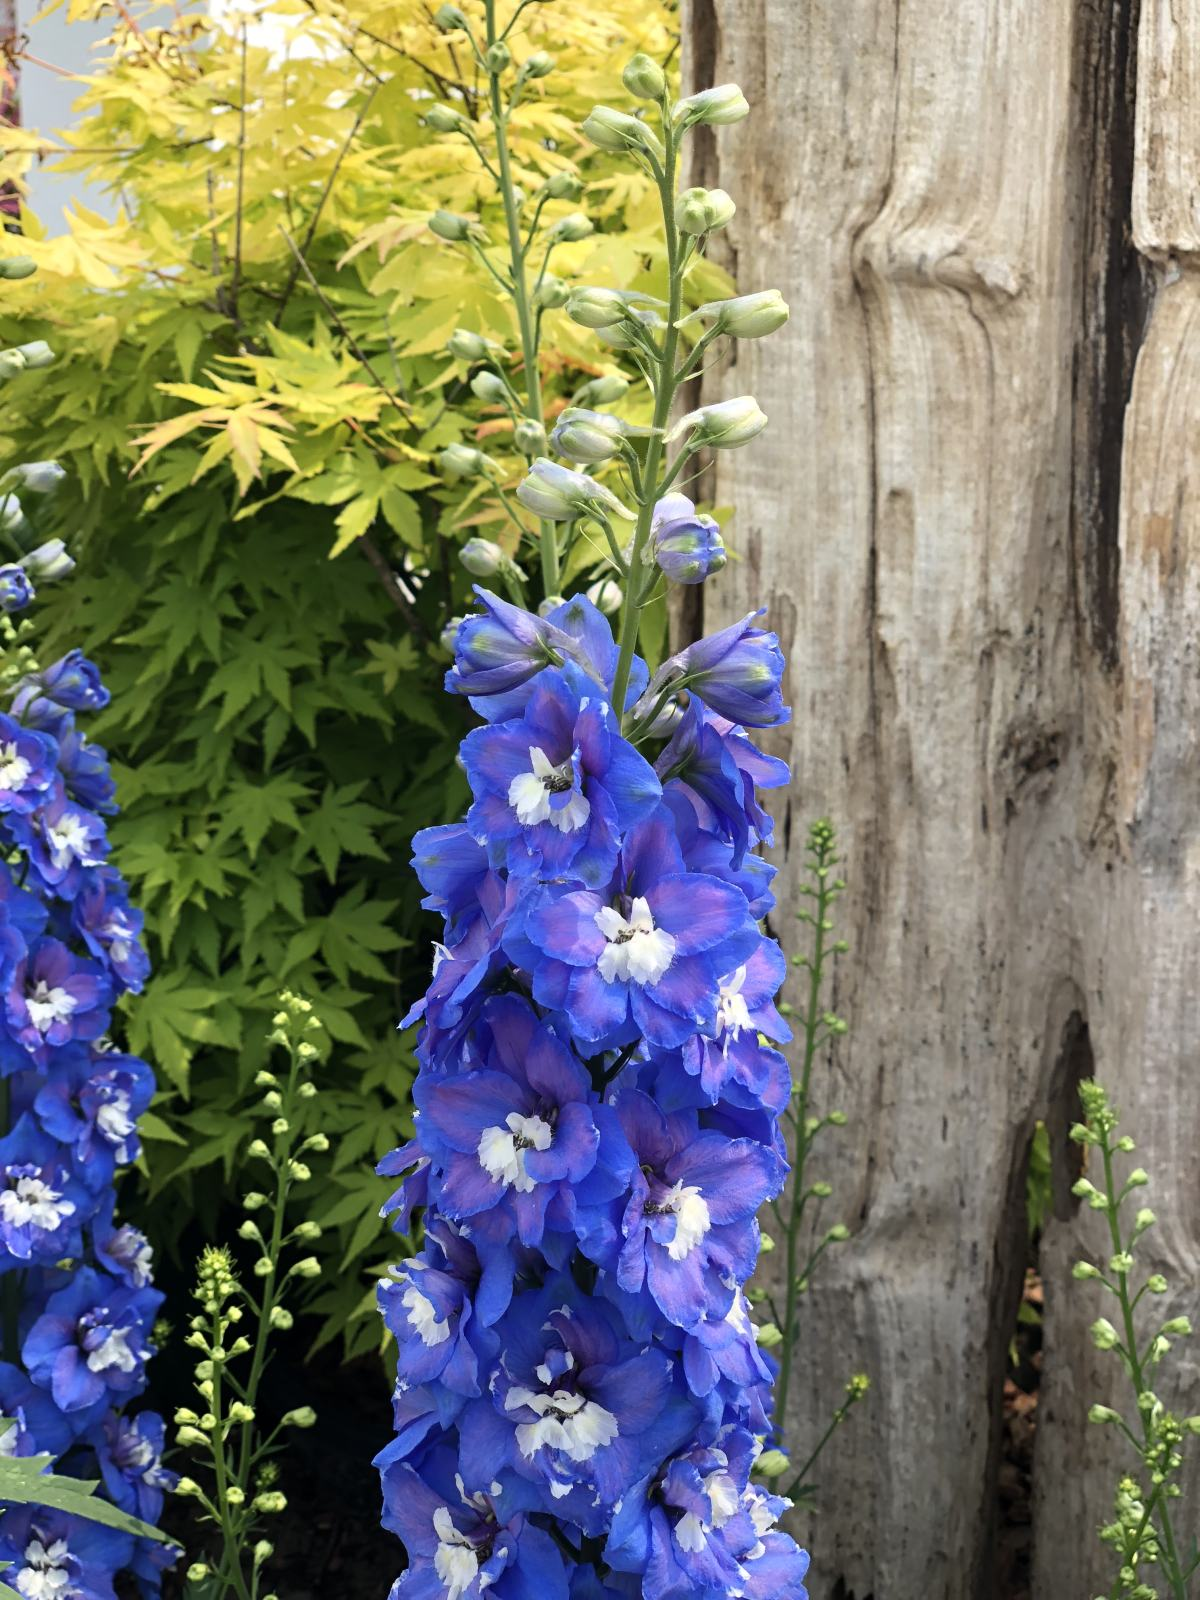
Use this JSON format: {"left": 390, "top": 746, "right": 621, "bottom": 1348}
{"left": 26, "top": 982, "right": 77, "bottom": 1034}
{"left": 87, "top": 1326, "right": 137, "bottom": 1374}
{"left": 0, "top": 743, "right": 32, "bottom": 792}
{"left": 508, "top": 746, "right": 591, "bottom": 834}
{"left": 507, "top": 1385, "right": 619, "bottom": 1463}
{"left": 0, "top": 1175, "right": 74, "bottom": 1232}
{"left": 594, "top": 897, "right": 676, "bottom": 986}
{"left": 433, "top": 1507, "right": 480, "bottom": 1600}
{"left": 402, "top": 1282, "right": 450, "bottom": 1347}
{"left": 660, "top": 1181, "right": 712, "bottom": 1261}
{"left": 46, "top": 816, "right": 97, "bottom": 870}
{"left": 96, "top": 1091, "right": 135, "bottom": 1150}
{"left": 715, "top": 966, "right": 753, "bottom": 1042}
{"left": 477, "top": 1112, "right": 553, "bottom": 1194}
{"left": 16, "top": 1539, "right": 72, "bottom": 1600}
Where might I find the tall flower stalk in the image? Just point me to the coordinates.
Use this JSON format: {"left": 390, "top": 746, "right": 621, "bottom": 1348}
{"left": 0, "top": 336, "right": 177, "bottom": 1596}
{"left": 378, "top": 20, "right": 812, "bottom": 1600}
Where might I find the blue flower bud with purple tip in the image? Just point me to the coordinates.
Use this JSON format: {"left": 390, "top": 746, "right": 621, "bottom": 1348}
{"left": 0, "top": 565, "right": 34, "bottom": 614}
{"left": 651, "top": 493, "right": 727, "bottom": 585}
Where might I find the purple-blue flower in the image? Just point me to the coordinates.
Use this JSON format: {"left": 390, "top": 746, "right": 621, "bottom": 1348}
{"left": 23, "top": 1267, "right": 160, "bottom": 1420}
{"left": 34, "top": 1049, "right": 155, "bottom": 1176}
{"left": 462, "top": 666, "right": 661, "bottom": 887}
{"left": 92, "top": 1410, "right": 177, "bottom": 1523}
{"left": 0, "top": 713, "right": 58, "bottom": 815}
{"left": 657, "top": 701, "right": 788, "bottom": 867}
{"left": 0, "top": 1507, "right": 133, "bottom": 1600}
{"left": 0, "top": 565, "right": 34, "bottom": 614}
{"left": 8, "top": 781, "right": 109, "bottom": 900}
{"left": 20, "top": 650, "right": 112, "bottom": 715}
{"left": 642, "top": 612, "right": 789, "bottom": 728}
{"left": 4, "top": 937, "right": 111, "bottom": 1064}
{"left": 377, "top": 1219, "right": 497, "bottom": 1400}
{"left": 0, "top": 1115, "right": 90, "bottom": 1266}
{"left": 512, "top": 808, "right": 758, "bottom": 1050}
{"left": 651, "top": 494, "right": 727, "bottom": 586}
{"left": 72, "top": 876, "right": 149, "bottom": 993}
{"left": 578, "top": 1091, "right": 782, "bottom": 1330}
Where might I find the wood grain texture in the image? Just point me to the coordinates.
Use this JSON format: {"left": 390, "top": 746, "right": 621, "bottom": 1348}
{"left": 676, "top": 0, "right": 1200, "bottom": 1593}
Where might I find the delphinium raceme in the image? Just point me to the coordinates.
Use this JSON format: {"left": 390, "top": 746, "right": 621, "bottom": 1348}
{"left": 0, "top": 451, "right": 177, "bottom": 1589}
{"left": 171, "top": 992, "right": 327, "bottom": 1600}
{"left": 377, "top": 25, "right": 813, "bottom": 1600}
{"left": 1071, "top": 1081, "right": 1200, "bottom": 1599}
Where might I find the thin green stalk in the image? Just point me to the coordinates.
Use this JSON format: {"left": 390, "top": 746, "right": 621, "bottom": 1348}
{"left": 483, "top": 0, "right": 558, "bottom": 597}
{"left": 775, "top": 865, "right": 832, "bottom": 1428}
{"left": 1099, "top": 1138, "right": 1187, "bottom": 1597}
{"left": 210, "top": 1307, "right": 254, "bottom": 1600}
{"left": 612, "top": 110, "right": 682, "bottom": 727}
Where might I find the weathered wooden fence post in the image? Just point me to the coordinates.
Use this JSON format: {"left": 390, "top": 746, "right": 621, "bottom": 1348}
{"left": 680, "top": 1, "right": 1200, "bottom": 1595}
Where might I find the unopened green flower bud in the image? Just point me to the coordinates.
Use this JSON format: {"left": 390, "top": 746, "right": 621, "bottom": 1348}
{"left": 566, "top": 287, "right": 631, "bottom": 330}
{"left": 549, "top": 213, "right": 594, "bottom": 243}
{"left": 270, "top": 1116, "right": 289, "bottom": 1136}
{"left": 425, "top": 103, "right": 467, "bottom": 133}
{"left": 470, "top": 370, "right": 510, "bottom": 405}
{"left": 675, "top": 186, "right": 737, "bottom": 235}
{"left": 228, "top": 1335, "right": 251, "bottom": 1356}
{"left": 187, "top": 1563, "right": 211, "bottom": 1581}
{"left": 826, "top": 1223, "right": 850, "bottom": 1242}
{"left": 1109, "top": 1252, "right": 1134, "bottom": 1275}
{"left": 1126, "top": 1167, "right": 1149, "bottom": 1188}
{"left": 269, "top": 1306, "right": 294, "bottom": 1331}
{"left": 512, "top": 419, "right": 547, "bottom": 456}
{"left": 679, "top": 289, "right": 789, "bottom": 340}
{"left": 176, "top": 1425, "right": 208, "bottom": 1447}
{"left": 429, "top": 209, "right": 481, "bottom": 244}
{"left": 755, "top": 1322, "right": 783, "bottom": 1350}
{"left": 174, "top": 1407, "right": 200, "bottom": 1425}
{"left": 542, "top": 172, "right": 581, "bottom": 201}
{"left": 581, "top": 105, "right": 665, "bottom": 160}
{"left": 297, "top": 1080, "right": 318, "bottom": 1098}
{"left": 827, "top": 1110, "right": 849, "bottom": 1126}
{"left": 460, "top": 537, "right": 507, "bottom": 577}
{"left": 447, "top": 329, "right": 498, "bottom": 362}
{"left": 243, "top": 1191, "right": 267, "bottom": 1210}
{"left": 755, "top": 1448, "right": 790, "bottom": 1477}
{"left": 622, "top": 53, "right": 666, "bottom": 100}
{"left": 534, "top": 274, "right": 570, "bottom": 310}
{"left": 261, "top": 1090, "right": 282, "bottom": 1111}
{"left": 176, "top": 1477, "right": 202, "bottom": 1497}
{"left": 433, "top": 4, "right": 468, "bottom": 29}
{"left": 288, "top": 1159, "right": 312, "bottom": 1181}
{"left": 1162, "top": 1317, "right": 1192, "bottom": 1337}
{"left": 13, "top": 341, "right": 54, "bottom": 371}
{"left": 517, "top": 457, "right": 635, "bottom": 521}
{"left": 1134, "top": 1207, "right": 1156, "bottom": 1232}
{"left": 247, "top": 1139, "right": 270, "bottom": 1160}
{"left": 289, "top": 1255, "right": 321, "bottom": 1279}
{"left": 668, "top": 395, "right": 768, "bottom": 449}
{"left": 439, "top": 442, "right": 491, "bottom": 481}
{"left": 253, "top": 1543, "right": 274, "bottom": 1566}
{"left": 237, "top": 1220, "right": 263, "bottom": 1243}
{"left": 303, "top": 1132, "right": 329, "bottom": 1153}
{"left": 673, "top": 83, "right": 750, "bottom": 128}
{"left": 520, "top": 51, "right": 554, "bottom": 79}
{"left": 1147, "top": 1274, "right": 1169, "bottom": 1294}
{"left": 1072, "top": 1260, "right": 1101, "bottom": 1280}
{"left": 253, "top": 1257, "right": 274, "bottom": 1277}
{"left": 1091, "top": 1317, "right": 1120, "bottom": 1350}
{"left": 0, "top": 257, "right": 36, "bottom": 281}
{"left": 585, "top": 578, "right": 622, "bottom": 615}
{"left": 225, "top": 1485, "right": 246, "bottom": 1507}
{"left": 550, "top": 407, "right": 627, "bottom": 464}
{"left": 484, "top": 41, "right": 511, "bottom": 73}
{"left": 1089, "top": 1404, "right": 1122, "bottom": 1425}
{"left": 228, "top": 1401, "right": 255, "bottom": 1423}
{"left": 283, "top": 1405, "right": 318, "bottom": 1428}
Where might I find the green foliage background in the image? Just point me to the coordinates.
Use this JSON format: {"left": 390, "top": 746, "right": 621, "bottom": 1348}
{"left": 0, "top": 0, "right": 684, "bottom": 1355}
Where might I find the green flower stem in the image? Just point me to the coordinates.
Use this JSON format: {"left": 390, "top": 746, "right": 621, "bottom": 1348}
{"left": 775, "top": 841, "right": 837, "bottom": 1430}
{"left": 482, "top": 0, "right": 559, "bottom": 598}
{"left": 233, "top": 1049, "right": 301, "bottom": 1492}
{"left": 612, "top": 107, "right": 683, "bottom": 729}
{"left": 1098, "top": 1135, "right": 1187, "bottom": 1598}
{"left": 209, "top": 1306, "right": 254, "bottom": 1600}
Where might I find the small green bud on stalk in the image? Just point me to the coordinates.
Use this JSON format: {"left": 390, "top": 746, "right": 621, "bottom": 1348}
{"left": 447, "top": 329, "right": 499, "bottom": 362}
{"left": 433, "top": 2, "right": 467, "bottom": 27}
{"left": 675, "top": 186, "right": 737, "bottom": 235}
{"left": 534, "top": 274, "right": 570, "bottom": 310}
{"left": 1072, "top": 1260, "right": 1102, "bottom": 1280}
{"left": 237, "top": 1220, "right": 263, "bottom": 1243}
{"left": 1134, "top": 1207, "right": 1156, "bottom": 1232}
{"left": 550, "top": 407, "right": 627, "bottom": 464}
{"left": 470, "top": 370, "right": 511, "bottom": 405}
{"left": 176, "top": 1425, "right": 208, "bottom": 1447}
{"left": 243, "top": 1191, "right": 267, "bottom": 1210}
{"left": 0, "top": 351, "right": 27, "bottom": 380}
{"left": 254, "top": 1543, "right": 274, "bottom": 1565}
{"left": 1089, "top": 1405, "right": 1122, "bottom": 1425}
{"left": 566, "top": 287, "right": 639, "bottom": 330}
{"left": 755, "top": 1322, "right": 784, "bottom": 1349}
{"left": 520, "top": 52, "right": 555, "bottom": 80}
{"left": 1162, "top": 1317, "right": 1193, "bottom": 1337}
{"left": 176, "top": 1477, "right": 202, "bottom": 1498}
{"left": 678, "top": 289, "right": 790, "bottom": 339}
{"left": 187, "top": 1564, "right": 211, "bottom": 1581}
{"left": 283, "top": 1406, "right": 318, "bottom": 1428}
{"left": 549, "top": 213, "right": 594, "bottom": 242}
{"left": 290, "top": 1255, "right": 322, "bottom": 1279}
{"left": 580, "top": 105, "right": 665, "bottom": 160}
{"left": 1125, "top": 1167, "right": 1149, "bottom": 1188}
{"left": 1108, "top": 1252, "right": 1134, "bottom": 1275}
{"left": 542, "top": 172, "right": 581, "bottom": 201}
{"left": 484, "top": 41, "right": 511, "bottom": 73}
{"left": 297, "top": 1080, "right": 318, "bottom": 1098}
{"left": 429, "top": 210, "right": 484, "bottom": 243}
{"left": 254, "top": 1258, "right": 274, "bottom": 1277}
{"left": 0, "top": 257, "right": 37, "bottom": 281}
{"left": 269, "top": 1306, "right": 294, "bottom": 1330}
{"left": 513, "top": 419, "right": 547, "bottom": 456}
{"left": 439, "top": 443, "right": 491, "bottom": 481}
{"left": 827, "top": 1110, "right": 849, "bottom": 1125}
{"left": 1091, "top": 1317, "right": 1120, "bottom": 1350}
{"left": 668, "top": 395, "right": 768, "bottom": 449}
{"left": 254, "top": 1492, "right": 288, "bottom": 1514}
{"left": 517, "top": 457, "right": 635, "bottom": 521}
{"left": 302, "top": 1132, "right": 330, "bottom": 1153}
{"left": 270, "top": 1116, "right": 289, "bottom": 1136}
{"left": 175, "top": 1408, "right": 200, "bottom": 1424}
{"left": 460, "top": 538, "right": 507, "bottom": 577}
{"left": 585, "top": 578, "right": 622, "bottom": 615}
{"left": 247, "top": 1138, "right": 270, "bottom": 1160}
{"left": 288, "top": 1159, "right": 312, "bottom": 1181}
{"left": 673, "top": 83, "right": 750, "bottom": 127}
{"left": 755, "top": 1449, "right": 790, "bottom": 1477}
{"left": 261, "top": 1089, "right": 282, "bottom": 1110}
{"left": 577, "top": 372, "right": 630, "bottom": 406}
{"left": 225, "top": 1486, "right": 246, "bottom": 1507}
{"left": 826, "top": 1223, "right": 851, "bottom": 1242}
{"left": 1147, "top": 1274, "right": 1169, "bottom": 1294}
{"left": 622, "top": 53, "right": 666, "bottom": 100}
{"left": 228, "top": 1401, "right": 255, "bottom": 1423}
{"left": 425, "top": 104, "right": 467, "bottom": 133}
